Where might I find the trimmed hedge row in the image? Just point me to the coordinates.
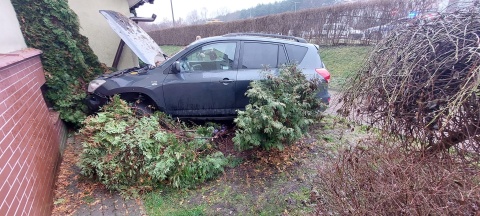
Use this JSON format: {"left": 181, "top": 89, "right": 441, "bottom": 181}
{"left": 148, "top": 0, "right": 433, "bottom": 45}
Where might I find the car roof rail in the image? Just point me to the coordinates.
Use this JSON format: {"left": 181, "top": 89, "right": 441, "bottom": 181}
{"left": 223, "top": 33, "right": 308, "bottom": 43}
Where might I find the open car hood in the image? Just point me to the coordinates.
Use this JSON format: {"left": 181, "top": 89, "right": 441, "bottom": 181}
{"left": 100, "top": 10, "right": 165, "bottom": 66}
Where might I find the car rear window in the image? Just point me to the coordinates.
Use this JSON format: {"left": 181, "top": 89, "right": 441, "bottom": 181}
{"left": 285, "top": 44, "right": 308, "bottom": 64}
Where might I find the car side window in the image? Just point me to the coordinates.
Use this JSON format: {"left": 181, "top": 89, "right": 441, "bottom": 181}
{"left": 241, "top": 42, "right": 278, "bottom": 69}
{"left": 285, "top": 44, "right": 308, "bottom": 64}
{"left": 180, "top": 42, "right": 236, "bottom": 72}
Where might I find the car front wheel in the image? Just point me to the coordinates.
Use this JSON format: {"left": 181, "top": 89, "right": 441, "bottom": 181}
{"left": 130, "top": 102, "right": 154, "bottom": 117}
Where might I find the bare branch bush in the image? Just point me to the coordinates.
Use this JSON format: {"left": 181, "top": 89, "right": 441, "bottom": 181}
{"left": 315, "top": 141, "right": 480, "bottom": 215}
{"left": 316, "top": 8, "right": 480, "bottom": 215}
{"left": 340, "top": 9, "right": 480, "bottom": 161}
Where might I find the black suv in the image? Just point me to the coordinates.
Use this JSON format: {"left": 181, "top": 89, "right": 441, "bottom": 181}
{"left": 86, "top": 10, "right": 330, "bottom": 119}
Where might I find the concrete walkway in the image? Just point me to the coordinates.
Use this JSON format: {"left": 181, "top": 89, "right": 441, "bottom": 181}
{"left": 74, "top": 190, "right": 144, "bottom": 216}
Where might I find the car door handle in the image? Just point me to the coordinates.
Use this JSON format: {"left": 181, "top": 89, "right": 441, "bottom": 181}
{"left": 219, "top": 79, "right": 235, "bottom": 83}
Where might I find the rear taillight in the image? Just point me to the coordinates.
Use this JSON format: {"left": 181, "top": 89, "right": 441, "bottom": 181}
{"left": 315, "top": 68, "right": 330, "bottom": 83}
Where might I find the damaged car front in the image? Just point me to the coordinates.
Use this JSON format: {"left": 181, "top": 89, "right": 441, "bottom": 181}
{"left": 85, "top": 10, "right": 168, "bottom": 113}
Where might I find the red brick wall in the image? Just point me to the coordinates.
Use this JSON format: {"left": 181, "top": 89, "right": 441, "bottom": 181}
{"left": 0, "top": 49, "right": 67, "bottom": 216}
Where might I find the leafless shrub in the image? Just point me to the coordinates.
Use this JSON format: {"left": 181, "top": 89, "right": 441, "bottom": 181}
{"left": 340, "top": 9, "right": 480, "bottom": 160}
{"left": 315, "top": 140, "right": 480, "bottom": 215}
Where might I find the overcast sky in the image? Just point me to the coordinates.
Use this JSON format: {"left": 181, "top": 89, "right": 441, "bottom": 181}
{"left": 135, "top": 0, "right": 282, "bottom": 22}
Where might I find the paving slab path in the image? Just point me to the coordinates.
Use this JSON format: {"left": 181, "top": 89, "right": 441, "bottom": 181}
{"left": 74, "top": 191, "right": 144, "bottom": 216}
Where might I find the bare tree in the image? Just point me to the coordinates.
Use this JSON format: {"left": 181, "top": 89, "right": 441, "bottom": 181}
{"left": 139, "top": 17, "right": 175, "bottom": 32}
{"left": 214, "top": 7, "right": 230, "bottom": 17}
{"left": 186, "top": 10, "right": 201, "bottom": 25}
{"left": 200, "top": 7, "right": 208, "bottom": 20}
{"left": 175, "top": 17, "right": 185, "bottom": 26}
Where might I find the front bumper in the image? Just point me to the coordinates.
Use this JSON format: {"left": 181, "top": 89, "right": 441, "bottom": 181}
{"left": 85, "top": 93, "right": 108, "bottom": 113}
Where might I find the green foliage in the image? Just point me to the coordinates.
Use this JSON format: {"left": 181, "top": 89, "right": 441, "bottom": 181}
{"left": 78, "top": 96, "right": 228, "bottom": 192}
{"left": 11, "top": 0, "right": 103, "bottom": 126}
{"left": 160, "top": 45, "right": 184, "bottom": 56}
{"left": 233, "top": 65, "right": 322, "bottom": 151}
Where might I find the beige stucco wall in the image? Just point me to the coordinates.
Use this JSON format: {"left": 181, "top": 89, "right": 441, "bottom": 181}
{"left": 68, "top": 0, "right": 139, "bottom": 70}
{"left": 0, "top": 0, "right": 27, "bottom": 53}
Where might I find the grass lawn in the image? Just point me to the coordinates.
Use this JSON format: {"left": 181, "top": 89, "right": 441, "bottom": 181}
{"left": 160, "top": 45, "right": 184, "bottom": 56}
{"left": 319, "top": 45, "right": 372, "bottom": 90}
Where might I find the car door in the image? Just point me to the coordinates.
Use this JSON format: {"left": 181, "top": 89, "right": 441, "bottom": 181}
{"left": 162, "top": 41, "right": 239, "bottom": 117}
{"left": 236, "top": 42, "right": 287, "bottom": 108}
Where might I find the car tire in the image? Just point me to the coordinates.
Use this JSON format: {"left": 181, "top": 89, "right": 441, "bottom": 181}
{"left": 130, "top": 102, "right": 153, "bottom": 117}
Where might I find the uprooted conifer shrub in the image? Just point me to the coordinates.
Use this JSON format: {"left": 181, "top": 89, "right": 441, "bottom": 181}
{"left": 233, "top": 65, "right": 324, "bottom": 150}
{"left": 78, "top": 96, "right": 228, "bottom": 192}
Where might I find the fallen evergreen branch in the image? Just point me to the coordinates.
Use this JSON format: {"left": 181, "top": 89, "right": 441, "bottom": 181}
{"left": 78, "top": 96, "right": 228, "bottom": 193}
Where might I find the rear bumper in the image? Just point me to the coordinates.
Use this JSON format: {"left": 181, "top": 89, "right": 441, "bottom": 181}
{"left": 315, "top": 89, "right": 330, "bottom": 112}
{"left": 315, "top": 81, "right": 330, "bottom": 105}
{"left": 318, "top": 93, "right": 330, "bottom": 104}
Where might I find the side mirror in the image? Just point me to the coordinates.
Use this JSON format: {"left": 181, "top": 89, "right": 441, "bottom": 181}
{"left": 172, "top": 61, "right": 181, "bottom": 73}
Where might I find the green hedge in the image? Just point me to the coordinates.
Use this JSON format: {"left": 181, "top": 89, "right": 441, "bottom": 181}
{"left": 11, "top": 0, "right": 103, "bottom": 126}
